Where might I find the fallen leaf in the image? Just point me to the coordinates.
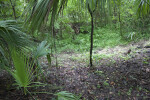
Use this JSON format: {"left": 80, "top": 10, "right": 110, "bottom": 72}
{"left": 146, "top": 68, "right": 150, "bottom": 73}
{"left": 110, "top": 82, "right": 115, "bottom": 85}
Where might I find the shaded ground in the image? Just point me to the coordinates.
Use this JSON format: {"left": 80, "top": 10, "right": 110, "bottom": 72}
{"left": 0, "top": 40, "right": 150, "bottom": 100}
{"left": 43, "top": 40, "right": 150, "bottom": 100}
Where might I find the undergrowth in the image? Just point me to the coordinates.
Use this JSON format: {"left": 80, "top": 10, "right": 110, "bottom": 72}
{"left": 56, "top": 28, "right": 129, "bottom": 53}
{"left": 44, "top": 27, "right": 150, "bottom": 53}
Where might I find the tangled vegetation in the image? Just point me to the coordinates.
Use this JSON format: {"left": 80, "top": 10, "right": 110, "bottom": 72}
{"left": 0, "top": 0, "right": 150, "bottom": 100}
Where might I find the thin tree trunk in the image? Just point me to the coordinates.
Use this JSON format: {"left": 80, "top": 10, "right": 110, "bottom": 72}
{"left": 52, "top": 26, "right": 58, "bottom": 67}
{"left": 119, "top": 10, "right": 122, "bottom": 37}
{"left": 104, "top": 8, "right": 107, "bottom": 26}
{"left": 90, "top": 14, "right": 94, "bottom": 67}
{"left": 9, "top": 0, "right": 16, "bottom": 19}
{"left": 88, "top": 1, "right": 98, "bottom": 68}
{"left": 88, "top": 4, "right": 94, "bottom": 68}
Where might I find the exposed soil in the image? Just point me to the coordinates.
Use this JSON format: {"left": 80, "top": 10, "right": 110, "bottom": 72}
{"left": 0, "top": 40, "right": 150, "bottom": 100}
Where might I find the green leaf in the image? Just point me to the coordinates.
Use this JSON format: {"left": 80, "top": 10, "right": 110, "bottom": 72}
{"left": 9, "top": 48, "right": 35, "bottom": 94}
{"left": 55, "top": 91, "right": 79, "bottom": 100}
{"left": 33, "top": 41, "right": 50, "bottom": 59}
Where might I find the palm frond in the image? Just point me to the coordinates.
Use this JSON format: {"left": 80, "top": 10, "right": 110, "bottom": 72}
{"left": 24, "top": 0, "right": 68, "bottom": 33}
{"left": 0, "top": 20, "right": 32, "bottom": 50}
{"left": 0, "top": 20, "right": 32, "bottom": 69}
{"left": 55, "top": 91, "right": 80, "bottom": 100}
{"left": 9, "top": 48, "right": 35, "bottom": 94}
{"left": 136, "top": 0, "right": 150, "bottom": 17}
{"left": 32, "top": 41, "right": 50, "bottom": 59}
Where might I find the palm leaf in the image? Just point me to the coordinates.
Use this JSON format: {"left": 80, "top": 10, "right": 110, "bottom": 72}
{"left": 24, "top": 0, "right": 68, "bottom": 33}
{"left": 55, "top": 91, "right": 80, "bottom": 100}
{"left": 9, "top": 49, "right": 34, "bottom": 94}
{"left": 136, "top": 0, "right": 150, "bottom": 17}
{"left": 32, "top": 41, "right": 50, "bottom": 59}
{"left": 0, "top": 20, "right": 32, "bottom": 69}
{"left": 0, "top": 20, "right": 32, "bottom": 50}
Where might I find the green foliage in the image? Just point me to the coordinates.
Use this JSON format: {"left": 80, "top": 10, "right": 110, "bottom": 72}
{"left": 47, "top": 53, "right": 52, "bottom": 66}
{"left": 55, "top": 91, "right": 80, "bottom": 100}
{"left": 97, "top": 84, "right": 101, "bottom": 88}
{"left": 9, "top": 49, "right": 34, "bottom": 94}
{"left": 32, "top": 41, "right": 50, "bottom": 59}
{"left": 24, "top": 0, "right": 52, "bottom": 32}
{"left": 127, "top": 88, "right": 132, "bottom": 96}
{"left": 136, "top": 0, "right": 150, "bottom": 17}
{"left": 0, "top": 0, "right": 25, "bottom": 20}
{"left": 24, "top": 0, "right": 68, "bottom": 33}
{"left": 95, "top": 70, "right": 104, "bottom": 76}
{"left": 103, "top": 81, "right": 109, "bottom": 87}
{"left": 63, "top": 24, "right": 74, "bottom": 34}
{"left": 119, "top": 55, "right": 131, "bottom": 61}
{"left": 0, "top": 20, "right": 32, "bottom": 69}
{"left": 0, "top": 0, "right": 149, "bottom": 99}
{"left": 64, "top": 0, "right": 89, "bottom": 23}
{"left": 8, "top": 48, "right": 48, "bottom": 96}
{"left": 0, "top": 20, "right": 31, "bottom": 49}
{"left": 56, "top": 27, "right": 129, "bottom": 52}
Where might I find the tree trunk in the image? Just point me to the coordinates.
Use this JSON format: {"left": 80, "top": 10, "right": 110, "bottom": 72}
{"left": 88, "top": 0, "right": 98, "bottom": 68}
{"left": 88, "top": 4, "right": 95, "bottom": 68}
{"left": 90, "top": 14, "right": 94, "bottom": 67}
{"left": 52, "top": 25, "right": 58, "bottom": 67}
{"left": 119, "top": 10, "right": 122, "bottom": 37}
{"left": 9, "top": 0, "right": 16, "bottom": 19}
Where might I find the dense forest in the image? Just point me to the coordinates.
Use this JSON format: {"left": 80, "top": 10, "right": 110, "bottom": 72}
{"left": 0, "top": 0, "right": 150, "bottom": 100}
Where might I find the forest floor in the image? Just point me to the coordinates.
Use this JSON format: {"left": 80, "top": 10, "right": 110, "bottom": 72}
{"left": 0, "top": 40, "right": 150, "bottom": 100}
